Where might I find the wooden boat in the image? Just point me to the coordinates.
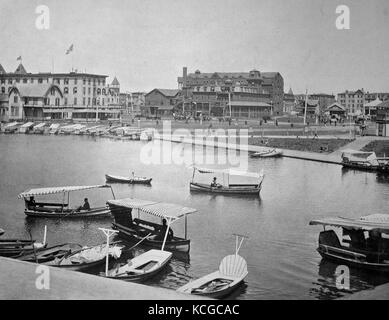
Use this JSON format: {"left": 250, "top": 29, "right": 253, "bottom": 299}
{"left": 3, "top": 122, "right": 19, "bottom": 134}
{"left": 46, "top": 243, "right": 123, "bottom": 271}
{"left": 16, "top": 243, "right": 82, "bottom": 263}
{"left": 105, "top": 174, "right": 152, "bottom": 184}
{"left": 49, "top": 123, "right": 60, "bottom": 134}
{"left": 107, "top": 198, "right": 197, "bottom": 253}
{"left": 340, "top": 149, "right": 389, "bottom": 173}
{"left": 177, "top": 235, "right": 248, "bottom": 298}
{"left": 32, "top": 122, "right": 46, "bottom": 134}
{"left": 19, "top": 122, "right": 35, "bottom": 134}
{"left": 0, "top": 239, "right": 46, "bottom": 258}
{"left": 250, "top": 148, "right": 283, "bottom": 158}
{"left": 310, "top": 214, "right": 389, "bottom": 272}
{"left": 107, "top": 249, "right": 172, "bottom": 282}
{"left": 190, "top": 167, "right": 264, "bottom": 196}
{"left": 18, "top": 184, "right": 116, "bottom": 218}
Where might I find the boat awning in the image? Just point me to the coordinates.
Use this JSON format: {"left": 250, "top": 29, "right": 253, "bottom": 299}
{"left": 107, "top": 198, "right": 197, "bottom": 221}
{"left": 4, "top": 122, "right": 18, "bottom": 128}
{"left": 20, "top": 122, "right": 34, "bottom": 128}
{"left": 33, "top": 123, "right": 46, "bottom": 129}
{"left": 310, "top": 214, "right": 389, "bottom": 234}
{"left": 18, "top": 185, "right": 111, "bottom": 199}
{"left": 193, "top": 167, "right": 264, "bottom": 179}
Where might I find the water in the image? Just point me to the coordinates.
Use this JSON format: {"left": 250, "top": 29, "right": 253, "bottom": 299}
{"left": 1, "top": 134, "right": 389, "bottom": 299}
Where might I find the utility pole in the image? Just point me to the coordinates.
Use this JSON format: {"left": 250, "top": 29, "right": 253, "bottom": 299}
{"left": 303, "top": 89, "right": 308, "bottom": 125}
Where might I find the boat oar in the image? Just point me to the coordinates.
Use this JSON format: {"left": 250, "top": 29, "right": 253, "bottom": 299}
{"left": 122, "top": 233, "right": 153, "bottom": 252}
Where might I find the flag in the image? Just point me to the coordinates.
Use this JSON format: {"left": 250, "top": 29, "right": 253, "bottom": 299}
{"left": 16, "top": 56, "right": 22, "bottom": 61}
{"left": 66, "top": 44, "right": 74, "bottom": 55}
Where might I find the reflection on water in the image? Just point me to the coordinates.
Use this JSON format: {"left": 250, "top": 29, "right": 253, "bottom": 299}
{"left": 1, "top": 135, "right": 389, "bottom": 299}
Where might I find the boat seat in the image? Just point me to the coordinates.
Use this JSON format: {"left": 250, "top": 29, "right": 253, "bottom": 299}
{"left": 219, "top": 254, "right": 248, "bottom": 278}
{"left": 133, "top": 218, "right": 160, "bottom": 230}
{"left": 35, "top": 202, "right": 68, "bottom": 208}
{"left": 319, "top": 230, "right": 341, "bottom": 248}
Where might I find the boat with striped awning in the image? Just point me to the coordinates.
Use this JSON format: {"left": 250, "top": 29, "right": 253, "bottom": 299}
{"left": 18, "top": 185, "right": 115, "bottom": 218}
{"left": 107, "top": 198, "right": 197, "bottom": 252}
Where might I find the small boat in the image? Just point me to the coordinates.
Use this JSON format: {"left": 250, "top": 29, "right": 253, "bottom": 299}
{"left": 140, "top": 129, "right": 154, "bottom": 141}
{"left": 107, "top": 198, "right": 197, "bottom": 253}
{"left": 0, "top": 239, "right": 46, "bottom": 258}
{"left": 190, "top": 167, "right": 264, "bottom": 196}
{"left": 105, "top": 173, "right": 152, "bottom": 184}
{"left": 16, "top": 243, "right": 82, "bottom": 263}
{"left": 19, "top": 122, "right": 35, "bottom": 134}
{"left": 340, "top": 149, "right": 388, "bottom": 172}
{"left": 46, "top": 243, "right": 123, "bottom": 271}
{"left": 18, "top": 184, "right": 116, "bottom": 218}
{"left": 177, "top": 234, "right": 248, "bottom": 298}
{"left": 32, "top": 122, "right": 46, "bottom": 134}
{"left": 3, "top": 122, "right": 19, "bottom": 134}
{"left": 250, "top": 148, "right": 283, "bottom": 158}
{"left": 49, "top": 123, "right": 60, "bottom": 134}
{"left": 310, "top": 214, "right": 389, "bottom": 272}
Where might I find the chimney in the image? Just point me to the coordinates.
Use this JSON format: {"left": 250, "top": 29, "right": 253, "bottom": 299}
{"left": 183, "top": 67, "right": 187, "bottom": 88}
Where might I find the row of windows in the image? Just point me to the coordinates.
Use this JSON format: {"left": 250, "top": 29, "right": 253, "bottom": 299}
{"left": 0, "top": 77, "right": 106, "bottom": 86}
{"left": 1, "top": 86, "right": 116, "bottom": 97}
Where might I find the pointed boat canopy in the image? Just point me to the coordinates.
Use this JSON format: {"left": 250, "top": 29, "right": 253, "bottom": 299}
{"left": 20, "top": 122, "right": 34, "bottom": 128}
{"left": 192, "top": 166, "right": 264, "bottom": 179}
{"left": 107, "top": 198, "right": 197, "bottom": 221}
{"left": 33, "top": 123, "right": 46, "bottom": 129}
{"left": 18, "top": 185, "right": 111, "bottom": 199}
{"left": 310, "top": 214, "right": 389, "bottom": 234}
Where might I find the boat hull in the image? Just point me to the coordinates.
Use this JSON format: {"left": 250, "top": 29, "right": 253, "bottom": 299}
{"left": 112, "top": 222, "right": 190, "bottom": 252}
{"left": 190, "top": 182, "right": 261, "bottom": 195}
{"left": 25, "top": 207, "right": 111, "bottom": 218}
{"left": 105, "top": 174, "right": 152, "bottom": 184}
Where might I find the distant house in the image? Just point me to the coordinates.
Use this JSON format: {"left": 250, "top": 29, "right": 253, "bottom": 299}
{"left": 375, "top": 100, "right": 389, "bottom": 137}
{"left": 326, "top": 102, "right": 346, "bottom": 119}
{"left": 364, "top": 97, "right": 382, "bottom": 119}
{"left": 144, "top": 89, "right": 181, "bottom": 118}
{"left": 296, "top": 99, "right": 319, "bottom": 116}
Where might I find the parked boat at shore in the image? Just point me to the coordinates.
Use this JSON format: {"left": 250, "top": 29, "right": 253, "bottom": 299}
{"left": 310, "top": 214, "right": 389, "bottom": 272}
{"left": 49, "top": 123, "right": 60, "bottom": 134}
{"left": 107, "top": 198, "right": 197, "bottom": 253}
{"left": 341, "top": 149, "right": 389, "bottom": 173}
{"left": 105, "top": 173, "right": 152, "bottom": 184}
{"left": 19, "top": 122, "right": 35, "bottom": 134}
{"left": 0, "top": 239, "right": 46, "bottom": 258}
{"left": 18, "top": 185, "right": 115, "bottom": 218}
{"left": 16, "top": 243, "right": 83, "bottom": 263}
{"left": 177, "top": 234, "right": 248, "bottom": 298}
{"left": 3, "top": 122, "right": 19, "bottom": 134}
{"left": 32, "top": 122, "right": 46, "bottom": 134}
{"left": 190, "top": 167, "right": 264, "bottom": 196}
{"left": 250, "top": 148, "right": 283, "bottom": 158}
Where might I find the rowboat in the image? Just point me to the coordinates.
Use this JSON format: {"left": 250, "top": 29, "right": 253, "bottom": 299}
{"left": 46, "top": 243, "right": 123, "bottom": 271}
{"left": 49, "top": 123, "right": 60, "bottom": 134}
{"left": 177, "top": 234, "right": 248, "bottom": 298}
{"left": 105, "top": 174, "right": 152, "bottom": 184}
{"left": 16, "top": 243, "right": 82, "bottom": 263}
{"left": 18, "top": 185, "right": 116, "bottom": 218}
{"left": 340, "top": 149, "right": 389, "bottom": 173}
{"left": 19, "top": 122, "right": 35, "bottom": 134}
{"left": 0, "top": 239, "right": 46, "bottom": 258}
{"left": 3, "top": 122, "right": 19, "bottom": 134}
{"left": 310, "top": 214, "right": 389, "bottom": 272}
{"left": 32, "top": 122, "right": 46, "bottom": 134}
{"left": 107, "top": 198, "right": 197, "bottom": 253}
{"left": 250, "top": 148, "right": 283, "bottom": 158}
{"left": 106, "top": 199, "right": 193, "bottom": 282}
{"left": 190, "top": 167, "right": 264, "bottom": 196}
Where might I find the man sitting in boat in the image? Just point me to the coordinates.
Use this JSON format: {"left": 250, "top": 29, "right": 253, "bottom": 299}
{"left": 210, "top": 177, "right": 222, "bottom": 189}
{"left": 154, "top": 219, "right": 174, "bottom": 241}
{"left": 76, "top": 198, "right": 90, "bottom": 212}
{"left": 26, "top": 196, "right": 36, "bottom": 210}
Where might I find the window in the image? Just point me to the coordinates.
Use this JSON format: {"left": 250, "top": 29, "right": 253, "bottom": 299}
{"left": 88, "top": 79, "right": 91, "bottom": 85}
{"left": 83, "top": 87, "right": 86, "bottom": 95}
{"left": 14, "top": 95, "right": 18, "bottom": 103}
{"left": 8, "top": 79, "right": 12, "bottom": 84}
{"left": 55, "top": 98, "right": 60, "bottom": 106}
{"left": 73, "top": 87, "right": 77, "bottom": 94}
{"left": 38, "top": 78, "right": 43, "bottom": 84}
{"left": 97, "top": 88, "right": 101, "bottom": 95}
{"left": 1, "top": 87, "right": 4, "bottom": 93}
{"left": 88, "top": 88, "right": 91, "bottom": 94}
{"left": 102, "top": 89, "right": 106, "bottom": 95}
{"left": 64, "top": 98, "right": 68, "bottom": 105}
{"left": 64, "top": 87, "right": 69, "bottom": 94}
{"left": 83, "top": 79, "right": 86, "bottom": 85}
{"left": 51, "top": 88, "right": 56, "bottom": 95}
{"left": 0, "top": 79, "right": 4, "bottom": 84}
{"left": 23, "top": 78, "right": 27, "bottom": 83}
{"left": 73, "top": 97, "right": 77, "bottom": 105}
{"left": 64, "top": 78, "right": 69, "bottom": 85}
{"left": 83, "top": 97, "right": 86, "bottom": 105}
{"left": 30, "top": 78, "right": 34, "bottom": 83}
{"left": 16, "top": 79, "right": 20, "bottom": 83}
{"left": 74, "top": 78, "right": 78, "bottom": 85}
{"left": 88, "top": 97, "right": 91, "bottom": 105}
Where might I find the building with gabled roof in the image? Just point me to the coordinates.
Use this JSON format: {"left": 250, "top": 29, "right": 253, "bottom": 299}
{"left": 144, "top": 88, "right": 181, "bottom": 118}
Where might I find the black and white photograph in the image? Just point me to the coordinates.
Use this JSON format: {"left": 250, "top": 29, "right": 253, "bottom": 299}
{"left": 0, "top": 0, "right": 388, "bottom": 309}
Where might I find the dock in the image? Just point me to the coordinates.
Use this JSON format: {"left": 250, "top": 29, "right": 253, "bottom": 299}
{"left": 0, "top": 257, "right": 208, "bottom": 300}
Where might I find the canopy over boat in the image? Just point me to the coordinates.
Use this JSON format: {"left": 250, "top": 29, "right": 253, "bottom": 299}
{"left": 20, "top": 122, "right": 34, "bottom": 128}
{"left": 18, "top": 185, "right": 112, "bottom": 199}
{"left": 310, "top": 214, "right": 389, "bottom": 234}
{"left": 107, "top": 198, "right": 197, "bottom": 222}
{"left": 49, "top": 123, "right": 60, "bottom": 129}
{"left": 4, "top": 122, "right": 18, "bottom": 128}
{"left": 341, "top": 149, "right": 378, "bottom": 164}
{"left": 192, "top": 166, "right": 264, "bottom": 179}
{"left": 33, "top": 123, "right": 46, "bottom": 129}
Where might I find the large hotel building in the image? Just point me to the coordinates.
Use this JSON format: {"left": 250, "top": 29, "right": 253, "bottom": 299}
{"left": 177, "top": 67, "right": 284, "bottom": 119}
{"left": 0, "top": 63, "right": 121, "bottom": 122}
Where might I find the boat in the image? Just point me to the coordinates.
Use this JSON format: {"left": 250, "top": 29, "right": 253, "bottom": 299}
{"left": 140, "top": 129, "right": 154, "bottom": 141}
{"left": 32, "top": 122, "right": 46, "bottom": 134}
{"left": 107, "top": 198, "right": 197, "bottom": 253}
{"left": 250, "top": 148, "right": 283, "bottom": 158}
{"left": 106, "top": 199, "right": 193, "bottom": 282}
{"left": 46, "top": 243, "right": 123, "bottom": 271}
{"left": 49, "top": 123, "right": 60, "bottom": 134}
{"left": 3, "top": 122, "right": 19, "bottom": 134}
{"left": 15, "top": 243, "right": 82, "bottom": 263}
{"left": 19, "top": 122, "right": 35, "bottom": 134}
{"left": 105, "top": 173, "right": 152, "bottom": 184}
{"left": 177, "top": 234, "right": 248, "bottom": 298}
{"left": 310, "top": 214, "right": 389, "bottom": 272}
{"left": 18, "top": 185, "right": 116, "bottom": 218}
{"left": 0, "top": 239, "right": 46, "bottom": 258}
{"left": 340, "top": 149, "right": 389, "bottom": 173}
{"left": 189, "top": 167, "right": 264, "bottom": 195}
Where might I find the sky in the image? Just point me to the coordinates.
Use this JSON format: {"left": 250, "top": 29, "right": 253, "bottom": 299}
{"left": 0, "top": 0, "right": 388, "bottom": 94}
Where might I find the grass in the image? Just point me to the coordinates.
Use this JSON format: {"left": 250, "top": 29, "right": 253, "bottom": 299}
{"left": 248, "top": 137, "right": 353, "bottom": 153}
